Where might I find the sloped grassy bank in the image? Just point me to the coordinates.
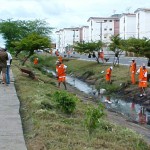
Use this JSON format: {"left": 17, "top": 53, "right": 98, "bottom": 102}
{"left": 12, "top": 56, "right": 150, "bottom": 150}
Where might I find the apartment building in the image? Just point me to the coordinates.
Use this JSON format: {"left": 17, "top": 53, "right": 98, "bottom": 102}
{"left": 119, "top": 13, "right": 136, "bottom": 39}
{"left": 87, "top": 16, "right": 120, "bottom": 43}
{"left": 134, "top": 8, "right": 150, "bottom": 39}
{"left": 55, "top": 26, "right": 89, "bottom": 52}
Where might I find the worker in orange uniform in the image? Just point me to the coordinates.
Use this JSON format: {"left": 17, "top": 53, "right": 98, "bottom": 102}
{"left": 130, "top": 58, "right": 136, "bottom": 84}
{"left": 105, "top": 66, "right": 113, "bottom": 83}
{"left": 58, "top": 55, "right": 63, "bottom": 63}
{"left": 99, "top": 49, "right": 104, "bottom": 63}
{"left": 136, "top": 63, "right": 148, "bottom": 97}
{"left": 33, "top": 57, "right": 38, "bottom": 65}
{"left": 56, "top": 60, "right": 67, "bottom": 90}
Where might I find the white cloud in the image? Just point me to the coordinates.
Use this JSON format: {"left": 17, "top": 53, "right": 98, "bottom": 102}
{"left": 0, "top": 0, "right": 150, "bottom": 42}
{"left": 0, "top": 0, "right": 150, "bottom": 27}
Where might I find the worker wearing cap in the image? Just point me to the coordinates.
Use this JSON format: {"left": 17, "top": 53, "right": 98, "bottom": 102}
{"left": 106, "top": 66, "right": 113, "bottom": 83}
{"left": 136, "top": 64, "right": 148, "bottom": 97}
{"left": 55, "top": 60, "right": 67, "bottom": 90}
{"left": 130, "top": 58, "right": 136, "bottom": 84}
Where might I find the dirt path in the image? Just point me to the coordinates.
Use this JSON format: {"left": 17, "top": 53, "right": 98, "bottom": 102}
{"left": 65, "top": 83, "right": 150, "bottom": 145}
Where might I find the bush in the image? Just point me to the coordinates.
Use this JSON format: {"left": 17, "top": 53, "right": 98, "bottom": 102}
{"left": 53, "top": 91, "right": 78, "bottom": 114}
{"left": 84, "top": 103, "right": 105, "bottom": 135}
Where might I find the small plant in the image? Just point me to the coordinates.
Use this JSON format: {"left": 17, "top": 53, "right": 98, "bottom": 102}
{"left": 84, "top": 103, "right": 105, "bottom": 136}
{"left": 53, "top": 91, "right": 78, "bottom": 114}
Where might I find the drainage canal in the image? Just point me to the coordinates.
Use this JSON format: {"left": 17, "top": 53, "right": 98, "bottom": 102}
{"left": 47, "top": 69, "right": 150, "bottom": 127}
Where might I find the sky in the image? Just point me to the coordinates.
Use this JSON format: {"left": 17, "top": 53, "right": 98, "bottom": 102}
{"left": 0, "top": 0, "right": 150, "bottom": 45}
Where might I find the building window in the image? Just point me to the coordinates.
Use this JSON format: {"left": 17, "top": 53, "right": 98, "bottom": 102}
{"left": 104, "top": 20, "right": 107, "bottom": 22}
{"left": 104, "top": 36, "right": 107, "bottom": 38}
{"left": 109, "top": 20, "right": 112, "bottom": 22}
{"left": 115, "top": 20, "right": 119, "bottom": 22}
{"left": 104, "top": 28, "right": 107, "bottom": 31}
{"left": 109, "top": 28, "right": 112, "bottom": 31}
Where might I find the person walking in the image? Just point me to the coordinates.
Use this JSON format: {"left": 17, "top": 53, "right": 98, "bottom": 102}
{"left": 130, "top": 58, "right": 136, "bottom": 84}
{"left": 99, "top": 50, "right": 104, "bottom": 63}
{"left": 0, "top": 48, "right": 8, "bottom": 85}
{"left": 5, "top": 48, "right": 12, "bottom": 85}
{"left": 56, "top": 60, "right": 67, "bottom": 90}
{"left": 105, "top": 66, "right": 113, "bottom": 83}
{"left": 136, "top": 63, "right": 148, "bottom": 97}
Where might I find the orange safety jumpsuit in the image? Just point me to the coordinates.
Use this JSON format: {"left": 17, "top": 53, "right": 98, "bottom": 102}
{"left": 99, "top": 51, "right": 104, "bottom": 62}
{"left": 58, "top": 55, "right": 63, "bottom": 63}
{"left": 130, "top": 61, "right": 136, "bottom": 84}
{"left": 106, "top": 68, "right": 112, "bottom": 81}
{"left": 138, "top": 67, "right": 148, "bottom": 88}
{"left": 34, "top": 58, "right": 38, "bottom": 65}
{"left": 56, "top": 64, "right": 67, "bottom": 82}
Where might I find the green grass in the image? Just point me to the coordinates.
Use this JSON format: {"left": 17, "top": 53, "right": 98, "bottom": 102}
{"left": 12, "top": 56, "right": 150, "bottom": 150}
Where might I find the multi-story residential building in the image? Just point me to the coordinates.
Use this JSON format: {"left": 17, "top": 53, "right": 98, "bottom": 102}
{"left": 134, "top": 8, "right": 150, "bottom": 39}
{"left": 55, "top": 26, "right": 89, "bottom": 52}
{"left": 87, "top": 16, "right": 120, "bottom": 44}
{"left": 119, "top": 13, "right": 136, "bottom": 39}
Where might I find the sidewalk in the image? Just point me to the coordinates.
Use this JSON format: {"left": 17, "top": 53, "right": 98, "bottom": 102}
{"left": 0, "top": 70, "right": 27, "bottom": 150}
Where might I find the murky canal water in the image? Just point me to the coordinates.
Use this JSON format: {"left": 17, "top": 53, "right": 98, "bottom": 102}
{"left": 47, "top": 69, "right": 150, "bottom": 127}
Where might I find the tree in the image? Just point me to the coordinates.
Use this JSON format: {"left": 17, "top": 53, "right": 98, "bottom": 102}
{"left": 125, "top": 38, "right": 150, "bottom": 66}
{"left": 73, "top": 41, "right": 103, "bottom": 63}
{"left": 12, "top": 33, "right": 51, "bottom": 65}
{"left": 108, "top": 35, "right": 125, "bottom": 66}
{"left": 0, "top": 19, "right": 53, "bottom": 49}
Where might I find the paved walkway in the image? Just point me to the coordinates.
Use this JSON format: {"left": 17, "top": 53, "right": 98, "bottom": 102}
{"left": 0, "top": 70, "right": 27, "bottom": 150}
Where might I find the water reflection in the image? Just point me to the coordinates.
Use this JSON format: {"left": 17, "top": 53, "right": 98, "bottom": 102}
{"left": 101, "top": 95, "right": 150, "bottom": 126}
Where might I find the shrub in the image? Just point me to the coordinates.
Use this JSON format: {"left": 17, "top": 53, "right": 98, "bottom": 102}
{"left": 53, "top": 91, "right": 78, "bottom": 114}
{"left": 84, "top": 103, "right": 105, "bottom": 135}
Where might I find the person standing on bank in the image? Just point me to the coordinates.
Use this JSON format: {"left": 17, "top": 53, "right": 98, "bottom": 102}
{"left": 0, "top": 48, "right": 8, "bottom": 85}
{"left": 130, "top": 58, "right": 136, "bottom": 84}
{"left": 105, "top": 66, "right": 113, "bottom": 83}
{"left": 136, "top": 63, "right": 148, "bottom": 97}
{"left": 5, "top": 48, "right": 12, "bottom": 85}
{"left": 56, "top": 60, "right": 67, "bottom": 90}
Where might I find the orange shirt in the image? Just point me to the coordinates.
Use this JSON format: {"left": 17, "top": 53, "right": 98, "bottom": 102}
{"left": 57, "top": 64, "right": 67, "bottom": 77}
{"left": 137, "top": 67, "right": 148, "bottom": 87}
{"left": 99, "top": 51, "right": 104, "bottom": 59}
{"left": 130, "top": 62, "right": 136, "bottom": 73}
{"left": 34, "top": 58, "right": 38, "bottom": 65}
{"left": 106, "top": 68, "right": 112, "bottom": 81}
{"left": 58, "top": 55, "right": 63, "bottom": 63}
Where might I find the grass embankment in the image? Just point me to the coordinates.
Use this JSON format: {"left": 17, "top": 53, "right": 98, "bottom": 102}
{"left": 12, "top": 55, "right": 150, "bottom": 150}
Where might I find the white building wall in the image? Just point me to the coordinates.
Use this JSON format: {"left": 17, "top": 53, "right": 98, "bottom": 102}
{"left": 82, "top": 27, "right": 89, "bottom": 42}
{"left": 56, "top": 28, "right": 81, "bottom": 52}
{"left": 135, "top": 9, "right": 150, "bottom": 39}
{"left": 126, "top": 16, "right": 136, "bottom": 38}
{"left": 120, "top": 14, "right": 136, "bottom": 39}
